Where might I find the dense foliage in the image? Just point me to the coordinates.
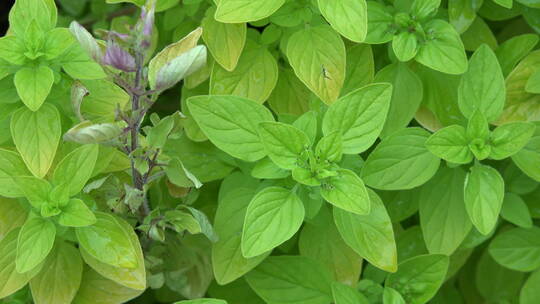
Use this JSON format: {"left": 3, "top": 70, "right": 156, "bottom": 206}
{"left": 1, "top": 0, "right": 540, "bottom": 303}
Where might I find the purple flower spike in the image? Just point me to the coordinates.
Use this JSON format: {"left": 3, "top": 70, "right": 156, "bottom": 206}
{"left": 103, "top": 41, "right": 137, "bottom": 72}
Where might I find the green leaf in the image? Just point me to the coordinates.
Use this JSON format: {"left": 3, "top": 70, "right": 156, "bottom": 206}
{"left": 58, "top": 199, "right": 96, "bottom": 227}
{"left": 361, "top": 128, "right": 441, "bottom": 190}
{"left": 526, "top": 69, "right": 540, "bottom": 94}
{"left": 316, "top": 131, "right": 343, "bottom": 163}
{"left": 12, "top": 176, "right": 50, "bottom": 209}
{"left": 489, "top": 226, "right": 540, "bottom": 272}
{"left": 475, "top": 249, "right": 524, "bottom": 303}
{"left": 466, "top": 110, "right": 491, "bottom": 160}
{"left": 202, "top": 9, "right": 246, "bottom": 71}
{"left": 500, "top": 193, "right": 533, "bottom": 228}
{"left": 245, "top": 256, "right": 333, "bottom": 304}
{"left": 63, "top": 121, "right": 124, "bottom": 144}
{"left": 461, "top": 17, "right": 498, "bottom": 52}
{"left": 241, "top": 187, "right": 305, "bottom": 258}
{"left": 213, "top": 183, "right": 268, "bottom": 285}
{"left": 392, "top": 32, "right": 418, "bottom": 62}
{"left": 497, "top": 50, "right": 540, "bottom": 124}
{"left": 0, "top": 36, "right": 27, "bottom": 65}
{"left": 490, "top": 122, "right": 536, "bottom": 160}
{"left": 80, "top": 216, "right": 146, "bottom": 290}
{"left": 175, "top": 299, "right": 227, "bottom": 304}
{"left": 251, "top": 157, "right": 290, "bottom": 179}
{"left": 416, "top": 20, "right": 467, "bottom": 75}
{"left": 321, "top": 169, "right": 370, "bottom": 215}
{"left": 322, "top": 83, "right": 392, "bottom": 153}
{"left": 268, "top": 67, "right": 311, "bottom": 116}
{"left": 343, "top": 44, "right": 374, "bottom": 95}
{"left": 153, "top": 45, "right": 207, "bottom": 90}
{"left": 298, "top": 210, "right": 363, "bottom": 285}
{"left": 419, "top": 167, "right": 472, "bottom": 255}
{"left": 0, "top": 149, "right": 32, "bottom": 198}
{"left": 495, "top": 34, "right": 539, "bottom": 76}
{"left": 53, "top": 144, "right": 99, "bottom": 196}
{"left": 0, "top": 229, "right": 38, "bottom": 298}
{"left": 512, "top": 123, "right": 540, "bottom": 181}
{"left": 383, "top": 287, "right": 406, "bottom": 304}
{"left": 464, "top": 163, "right": 505, "bottom": 235}
{"left": 458, "top": 44, "right": 505, "bottom": 122}
{"left": 410, "top": 0, "right": 441, "bottom": 19}
{"left": 292, "top": 111, "right": 318, "bottom": 144}
{"left": 375, "top": 63, "right": 423, "bottom": 138}
{"left": 215, "top": 0, "right": 286, "bottom": 23}
{"left": 10, "top": 104, "right": 61, "bottom": 178}
{"left": 448, "top": 0, "right": 480, "bottom": 34}
{"left": 385, "top": 254, "right": 449, "bottom": 304}
{"left": 43, "top": 28, "right": 74, "bottom": 60}
{"left": 16, "top": 217, "right": 56, "bottom": 273}
{"left": 210, "top": 41, "right": 277, "bottom": 103}
{"left": 165, "top": 158, "right": 202, "bottom": 188}
{"left": 187, "top": 95, "right": 274, "bottom": 162}
{"left": 71, "top": 268, "right": 142, "bottom": 304}
{"left": 520, "top": 269, "right": 540, "bottom": 304}
{"left": 365, "top": 1, "right": 394, "bottom": 44}
{"left": 8, "top": 0, "right": 55, "bottom": 37}
{"left": 318, "top": 0, "right": 368, "bottom": 42}
{"left": 332, "top": 282, "right": 369, "bottom": 304}
{"left": 333, "top": 189, "right": 397, "bottom": 272}
{"left": 287, "top": 25, "right": 346, "bottom": 104}
{"left": 76, "top": 212, "right": 138, "bottom": 268}
{"left": 14, "top": 66, "right": 54, "bottom": 111}
{"left": 29, "top": 241, "right": 83, "bottom": 304}
{"left": 0, "top": 198, "right": 27, "bottom": 239}
{"left": 426, "top": 125, "right": 473, "bottom": 164}
{"left": 258, "top": 122, "right": 311, "bottom": 170}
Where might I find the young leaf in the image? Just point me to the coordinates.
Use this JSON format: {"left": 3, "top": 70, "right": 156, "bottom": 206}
{"left": 458, "top": 44, "right": 505, "bottom": 122}
{"left": 365, "top": 1, "right": 394, "bottom": 44}
{"left": 210, "top": 41, "right": 278, "bottom": 103}
{"left": 148, "top": 27, "right": 202, "bottom": 88}
{"left": 333, "top": 189, "right": 397, "bottom": 272}
{"left": 318, "top": 0, "right": 368, "bottom": 43}
{"left": 321, "top": 169, "right": 370, "bottom": 215}
{"left": 80, "top": 216, "right": 146, "bottom": 290}
{"left": 425, "top": 125, "right": 473, "bottom": 164}
{"left": 466, "top": 110, "right": 491, "bottom": 160}
{"left": 213, "top": 184, "right": 268, "bottom": 285}
{"left": 0, "top": 229, "right": 37, "bottom": 298}
{"left": 392, "top": 32, "right": 418, "bottom": 62}
{"left": 12, "top": 176, "right": 51, "bottom": 209}
{"left": 63, "top": 121, "right": 124, "bottom": 144}
{"left": 245, "top": 256, "right": 333, "bottom": 304}
{"left": 0, "top": 149, "right": 32, "bottom": 198}
{"left": 241, "top": 187, "right": 305, "bottom": 258}
{"left": 292, "top": 111, "right": 318, "bottom": 144}
{"left": 287, "top": 25, "right": 346, "bottom": 104}
{"left": 385, "top": 254, "right": 449, "bottom": 304}
{"left": 258, "top": 122, "right": 311, "bottom": 170}
{"left": 332, "top": 282, "right": 369, "bottom": 304}
{"left": 187, "top": 95, "right": 274, "bottom": 162}
{"left": 52, "top": 144, "right": 99, "bottom": 196}
{"left": 14, "top": 66, "right": 54, "bottom": 111}
{"left": 315, "top": 131, "right": 343, "bottom": 163}
{"left": 490, "top": 122, "right": 536, "bottom": 160}
{"left": 10, "top": 104, "right": 61, "bottom": 178}
{"left": 29, "top": 241, "right": 83, "bottom": 304}
{"left": 419, "top": 167, "right": 472, "bottom": 255}
{"left": 153, "top": 45, "right": 207, "bottom": 90}
{"left": 58, "top": 199, "right": 96, "bottom": 227}
{"left": 76, "top": 212, "right": 138, "bottom": 269}
{"left": 464, "top": 163, "right": 505, "bottom": 235}
{"left": 416, "top": 20, "right": 467, "bottom": 75}
{"left": 322, "top": 83, "right": 392, "bottom": 154}
{"left": 202, "top": 9, "right": 246, "bottom": 71}
{"left": 165, "top": 158, "right": 203, "bottom": 189}
{"left": 361, "top": 128, "right": 441, "bottom": 190}
{"left": 16, "top": 217, "right": 56, "bottom": 273}
{"left": 383, "top": 287, "right": 406, "bottom": 304}
{"left": 215, "top": 0, "right": 286, "bottom": 23}
{"left": 8, "top": 0, "right": 55, "bottom": 38}
{"left": 488, "top": 226, "right": 540, "bottom": 272}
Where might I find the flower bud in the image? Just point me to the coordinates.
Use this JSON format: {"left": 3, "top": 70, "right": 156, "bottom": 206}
{"left": 102, "top": 41, "right": 136, "bottom": 72}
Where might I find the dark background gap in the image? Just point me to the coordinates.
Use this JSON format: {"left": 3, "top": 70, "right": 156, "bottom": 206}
{"left": 1, "top": 0, "right": 15, "bottom": 35}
